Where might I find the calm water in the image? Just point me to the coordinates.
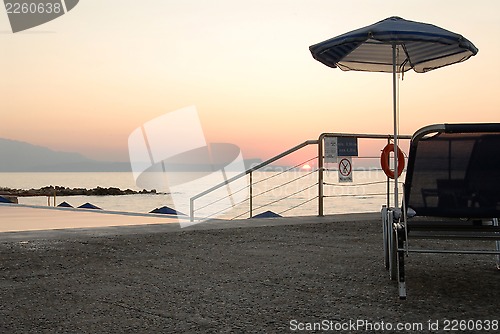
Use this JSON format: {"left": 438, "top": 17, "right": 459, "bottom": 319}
{"left": 0, "top": 171, "right": 403, "bottom": 219}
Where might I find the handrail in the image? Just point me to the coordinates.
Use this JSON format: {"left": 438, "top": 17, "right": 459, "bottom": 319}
{"left": 190, "top": 139, "right": 318, "bottom": 221}
{"left": 190, "top": 132, "right": 413, "bottom": 222}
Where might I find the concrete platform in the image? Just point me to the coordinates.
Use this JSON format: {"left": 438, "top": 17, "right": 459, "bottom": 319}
{"left": 0, "top": 203, "right": 378, "bottom": 240}
{"left": 0, "top": 203, "right": 179, "bottom": 233}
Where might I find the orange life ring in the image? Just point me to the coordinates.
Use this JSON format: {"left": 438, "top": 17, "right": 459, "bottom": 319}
{"left": 380, "top": 143, "right": 405, "bottom": 179}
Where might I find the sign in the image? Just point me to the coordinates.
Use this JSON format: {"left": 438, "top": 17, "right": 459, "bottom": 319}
{"left": 324, "top": 137, "right": 338, "bottom": 162}
{"left": 337, "top": 137, "right": 358, "bottom": 157}
{"left": 324, "top": 137, "right": 358, "bottom": 163}
{"left": 338, "top": 157, "right": 353, "bottom": 183}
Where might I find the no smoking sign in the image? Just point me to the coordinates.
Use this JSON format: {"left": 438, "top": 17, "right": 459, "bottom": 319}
{"left": 338, "top": 157, "right": 353, "bottom": 183}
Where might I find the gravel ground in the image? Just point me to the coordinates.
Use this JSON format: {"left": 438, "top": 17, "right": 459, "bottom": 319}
{"left": 0, "top": 218, "right": 499, "bottom": 333}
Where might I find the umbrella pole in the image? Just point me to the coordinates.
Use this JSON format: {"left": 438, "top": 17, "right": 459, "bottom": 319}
{"left": 392, "top": 44, "right": 399, "bottom": 207}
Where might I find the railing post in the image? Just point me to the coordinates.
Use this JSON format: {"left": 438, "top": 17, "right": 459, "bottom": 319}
{"left": 190, "top": 198, "right": 194, "bottom": 222}
{"left": 318, "top": 135, "right": 324, "bottom": 216}
{"left": 249, "top": 171, "right": 253, "bottom": 218}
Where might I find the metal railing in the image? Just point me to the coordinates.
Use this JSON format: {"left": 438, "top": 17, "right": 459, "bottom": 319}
{"left": 189, "top": 139, "right": 318, "bottom": 222}
{"left": 190, "top": 133, "right": 412, "bottom": 222}
{"left": 231, "top": 156, "right": 319, "bottom": 220}
{"left": 317, "top": 133, "right": 411, "bottom": 216}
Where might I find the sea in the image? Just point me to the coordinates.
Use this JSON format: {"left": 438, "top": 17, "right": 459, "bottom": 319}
{"left": 0, "top": 170, "right": 403, "bottom": 220}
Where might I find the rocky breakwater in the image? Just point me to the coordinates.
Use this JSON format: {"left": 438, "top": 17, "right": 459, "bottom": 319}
{"left": 0, "top": 186, "right": 157, "bottom": 197}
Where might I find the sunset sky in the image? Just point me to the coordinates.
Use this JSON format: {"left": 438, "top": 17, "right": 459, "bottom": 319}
{"left": 1, "top": 0, "right": 499, "bottom": 164}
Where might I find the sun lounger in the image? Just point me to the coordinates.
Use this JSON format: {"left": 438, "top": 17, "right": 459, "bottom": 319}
{"left": 382, "top": 123, "right": 500, "bottom": 299}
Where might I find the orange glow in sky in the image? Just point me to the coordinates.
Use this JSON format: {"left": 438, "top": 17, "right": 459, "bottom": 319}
{"left": 1, "top": 1, "right": 499, "bottom": 164}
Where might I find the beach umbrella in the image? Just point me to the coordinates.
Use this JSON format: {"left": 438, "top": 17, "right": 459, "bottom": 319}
{"left": 251, "top": 210, "right": 282, "bottom": 219}
{"left": 78, "top": 202, "right": 102, "bottom": 210}
{"left": 149, "top": 206, "right": 185, "bottom": 216}
{"left": 0, "top": 196, "right": 13, "bottom": 203}
{"left": 309, "top": 16, "right": 478, "bottom": 205}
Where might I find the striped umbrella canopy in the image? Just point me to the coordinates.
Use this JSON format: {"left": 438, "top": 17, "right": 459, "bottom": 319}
{"left": 309, "top": 16, "right": 478, "bottom": 205}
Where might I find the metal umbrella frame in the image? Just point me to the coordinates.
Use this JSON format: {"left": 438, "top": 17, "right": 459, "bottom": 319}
{"left": 309, "top": 16, "right": 478, "bottom": 206}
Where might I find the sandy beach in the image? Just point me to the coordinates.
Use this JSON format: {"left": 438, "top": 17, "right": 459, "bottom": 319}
{"left": 1, "top": 211, "right": 499, "bottom": 333}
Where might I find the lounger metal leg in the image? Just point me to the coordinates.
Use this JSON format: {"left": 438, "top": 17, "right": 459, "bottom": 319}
{"left": 387, "top": 210, "right": 398, "bottom": 280}
{"left": 494, "top": 218, "right": 500, "bottom": 269}
{"left": 390, "top": 225, "right": 397, "bottom": 280}
{"left": 396, "top": 224, "right": 407, "bottom": 299}
{"left": 382, "top": 206, "right": 389, "bottom": 270}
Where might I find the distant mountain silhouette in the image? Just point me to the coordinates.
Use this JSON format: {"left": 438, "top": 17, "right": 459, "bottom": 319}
{"left": 0, "top": 138, "right": 270, "bottom": 172}
{"left": 0, "top": 138, "right": 131, "bottom": 172}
